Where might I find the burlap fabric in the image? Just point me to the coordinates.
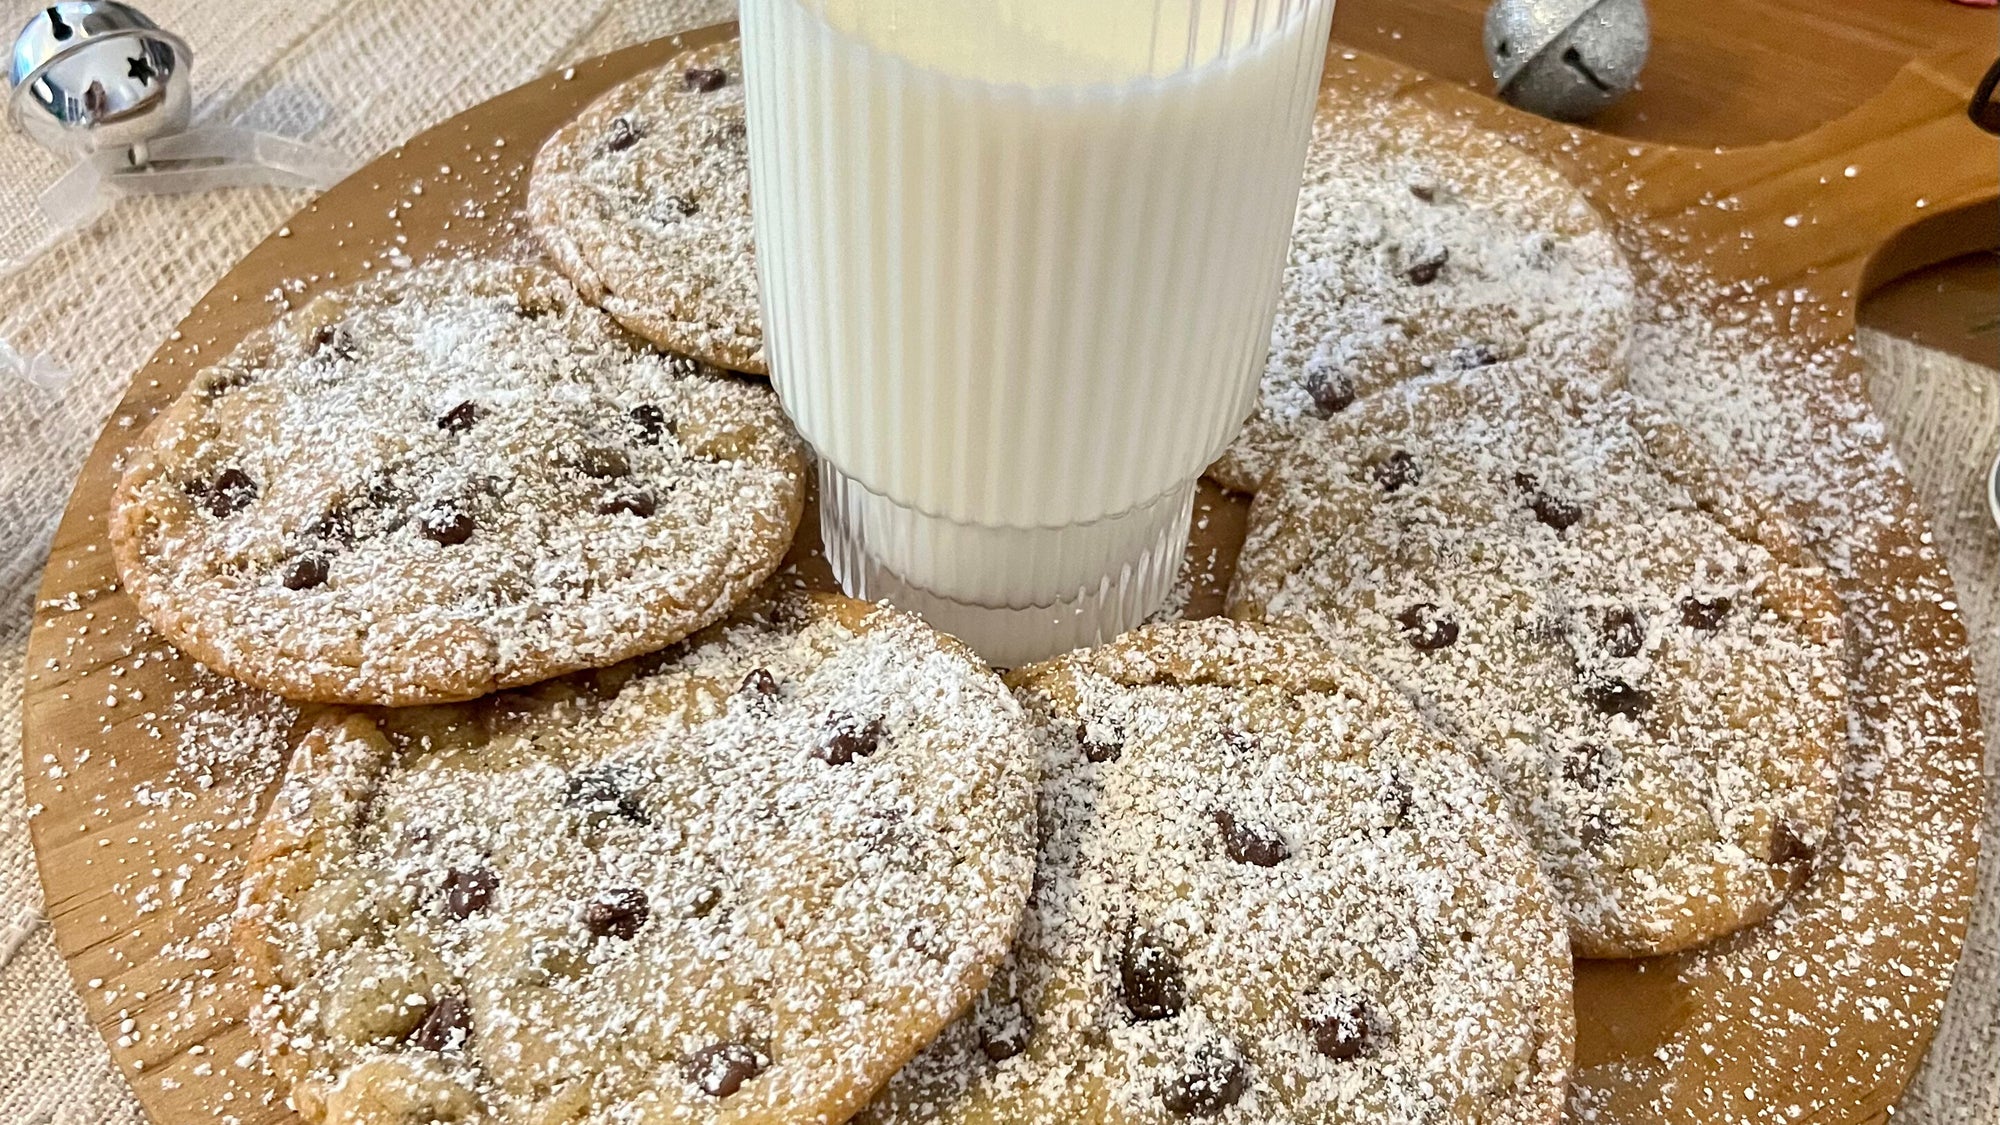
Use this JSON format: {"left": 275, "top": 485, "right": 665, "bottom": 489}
{"left": 0, "top": 1, "right": 1992, "bottom": 1121}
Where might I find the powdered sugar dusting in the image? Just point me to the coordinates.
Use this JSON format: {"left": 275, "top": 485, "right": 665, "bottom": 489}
{"left": 110, "top": 255, "right": 806, "bottom": 706}
{"left": 528, "top": 42, "right": 763, "bottom": 373}
{"left": 235, "top": 595, "right": 1038, "bottom": 1124}
{"left": 1230, "top": 363, "right": 1849, "bottom": 958}
{"left": 862, "top": 620, "right": 1573, "bottom": 1124}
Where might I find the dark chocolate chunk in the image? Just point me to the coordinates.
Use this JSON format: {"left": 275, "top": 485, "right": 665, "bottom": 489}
{"left": 1514, "top": 472, "right": 1582, "bottom": 531}
{"left": 596, "top": 491, "right": 657, "bottom": 517}
{"left": 815, "top": 715, "right": 885, "bottom": 765}
{"left": 1078, "top": 722, "right": 1124, "bottom": 763}
{"left": 629, "top": 403, "right": 673, "bottom": 445}
{"left": 1119, "top": 930, "right": 1185, "bottom": 1022}
{"left": 1578, "top": 811, "right": 1612, "bottom": 850}
{"left": 740, "top": 668, "right": 780, "bottom": 699}
{"left": 1214, "top": 809, "right": 1289, "bottom": 867}
{"left": 437, "top": 400, "right": 481, "bottom": 433}
{"left": 1160, "top": 1043, "right": 1247, "bottom": 1117}
{"left": 661, "top": 193, "right": 701, "bottom": 217}
{"left": 1770, "top": 823, "right": 1815, "bottom": 867}
{"left": 687, "top": 886, "right": 723, "bottom": 919}
{"left": 565, "top": 767, "right": 651, "bottom": 826}
{"left": 1304, "top": 366, "right": 1355, "bottom": 416}
{"left": 979, "top": 1003, "right": 1033, "bottom": 1062}
{"left": 203, "top": 468, "right": 258, "bottom": 517}
{"left": 684, "top": 1042, "right": 764, "bottom": 1098}
{"left": 443, "top": 866, "right": 498, "bottom": 919}
{"left": 606, "top": 115, "right": 644, "bottom": 152}
{"left": 1395, "top": 603, "right": 1460, "bottom": 651}
{"left": 1586, "top": 680, "right": 1653, "bottom": 718}
{"left": 1371, "top": 450, "right": 1420, "bottom": 493}
{"left": 1403, "top": 248, "right": 1449, "bottom": 286}
{"left": 685, "top": 66, "right": 729, "bottom": 92}
{"left": 409, "top": 993, "right": 471, "bottom": 1052}
{"left": 418, "top": 503, "right": 474, "bottom": 546}
{"left": 1562, "top": 742, "right": 1612, "bottom": 789}
{"left": 583, "top": 887, "right": 650, "bottom": 940}
{"left": 281, "top": 554, "right": 329, "bottom": 591}
{"left": 1409, "top": 182, "right": 1436, "bottom": 202}
{"left": 1598, "top": 606, "right": 1645, "bottom": 659}
{"left": 1680, "top": 594, "right": 1732, "bottom": 630}
{"left": 1303, "top": 993, "right": 1376, "bottom": 1060}
{"left": 1444, "top": 341, "right": 1503, "bottom": 371}
{"left": 311, "top": 324, "right": 358, "bottom": 360}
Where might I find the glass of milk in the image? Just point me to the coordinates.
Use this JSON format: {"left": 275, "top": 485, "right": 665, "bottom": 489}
{"left": 740, "top": 0, "right": 1336, "bottom": 665}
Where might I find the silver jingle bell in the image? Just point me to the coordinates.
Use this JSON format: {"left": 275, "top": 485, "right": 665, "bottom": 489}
{"left": 1484, "top": 0, "right": 1649, "bottom": 122}
{"left": 8, "top": 1, "right": 192, "bottom": 160}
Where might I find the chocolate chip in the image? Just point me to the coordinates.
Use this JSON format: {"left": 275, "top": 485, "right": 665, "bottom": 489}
{"left": 1078, "top": 722, "right": 1124, "bottom": 763}
{"left": 1586, "top": 680, "right": 1653, "bottom": 718}
{"left": 281, "top": 554, "right": 329, "bottom": 591}
{"left": 583, "top": 887, "right": 650, "bottom": 940}
{"left": 1409, "top": 182, "right": 1436, "bottom": 202}
{"left": 740, "top": 668, "right": 780, "bottom": 698}
{"left": 578, "top": 448, "right": 631, "bottom": 479}
{"left": 629, "top": 403, "right": 674, "bottom": 445}
{"left": 1119, "top": 930, "right": 1185, "bottom": 1022}
{"left": 1221, "top": 728, "right": 1259, "bottom": 755}
{"left": 1371, "top": 450, "right": 1419, "bottom": 493}
{"left": 1680, "top": 594, "right": 1732, "bottom": 630}
{"left": 443, "top": 866, "right": 498, "bottom": 918}
{"left": 1563, "top": 743, "right": 1612, "bottom": 789}
{"left": 1160, "top": 1043, "right": 1247, "bottom": 1117}
{"left": 815, "top": 714, "right": 885, "bottom": 765}
{"left": 437, "top": 401, "right": 481, "bottom": 433}
{"left": 409, "top": 993, "right": 471, "bottom": 1052}
{"left": 1578, "top": 811, "right": 1612, "bottom": 850}
{"left": 203, "top": 468, "right": 258, "bottom": 517}
{"left": 1770, "top": 823, "right": 1815, "bottom": 867}
{"left": 685, "top": 66, "right": 729, "bottom": 92}
{"left": 1598, "top": 607, "right": 1645, "bottom": 659}
{"left": 1379, "top": 772, "right": 1414, "bottom": 826}
{"left": 418, "top": 504, "right": 474, "bottom": 545}
{"left": 1514, "top": 473, "right": 1581, "bottom": 531}
{"left": 661, "top": 194, "right": 701, "bottom": 217}
{"left": 1403, "top": 248, "right": 1449, "bottom": 286}
{"left": 605, "top": 115, "right": 644, "bottom": 152}
{"left": 307, "top": 509, "right": 356, "bottom": 546}
{"left": 565, "top": 767, "right": 650, "bottom": 825}
{"left": 684, "top": 1042, "right": 764, "bottom": 1098}
{"left": 979, "top": 1003, "right": 1033, "bottom": 1062}
{"left": 1303, "top": 993, "right": 1375, "bottom": 1060}
{"left": 312, "top": 324, "right": 357, "bottom": 360}
{"left": 1304, "top": 366, "right": 1355, "bottom": 416}
{"left": 596, "top": 491, "right": 656, "bottom": 517}
{"left": 1395, "top": 603, "right": 1459, "bottom": 651}
{"left": 1444, "top": 342, "right": 1503, "bottom": 371}
{"left": 1214, "top": 809, "right": 1289, "bottom": 867}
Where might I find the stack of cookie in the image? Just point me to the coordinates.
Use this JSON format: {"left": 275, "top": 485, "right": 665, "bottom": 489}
{"left": 98, "top": 39, "right": 1848, "bottom": 1125}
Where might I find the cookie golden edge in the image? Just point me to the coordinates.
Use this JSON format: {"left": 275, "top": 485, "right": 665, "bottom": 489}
{"left": 234, "top": 592, "right": 1038, "bottom": 1125}
{"left": 106, "top": 266, "right": 807, "bottom": 708}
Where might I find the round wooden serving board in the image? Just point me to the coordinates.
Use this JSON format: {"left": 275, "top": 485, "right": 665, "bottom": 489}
{"left": 21, "top": 23, "right": 1996, "bottom": 1125}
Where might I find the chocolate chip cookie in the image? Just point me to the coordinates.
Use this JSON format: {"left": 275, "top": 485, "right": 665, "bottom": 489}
{"left": 235, "top": 594, "right": 1040, "bottom": 1125}
{"left": 529, "top": 42, "right": 764, "bottom": 374}
{"left": 1228, "top": 364, "right": 1848, "bottom": 957}
{"left": 859, "top": 619, "right": 1574, "bottom": 1124}
{"left": 1207, "top": 97, "right": 1636, "bottom": 494}
{"left": 109, "top": 256, "right": 806, "bottom": 706}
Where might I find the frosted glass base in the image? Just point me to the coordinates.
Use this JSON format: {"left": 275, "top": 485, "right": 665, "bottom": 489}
{"left": 819, "top": 463, "right": 1192, "bottom": 667}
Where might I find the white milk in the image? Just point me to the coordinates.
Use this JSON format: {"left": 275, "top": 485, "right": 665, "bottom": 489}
{"left": 740, "top": 0, "right": 1334, "bottom": 663}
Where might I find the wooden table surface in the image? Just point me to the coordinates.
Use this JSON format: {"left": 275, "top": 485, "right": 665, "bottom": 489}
{"left": 1336, "top": 0, "right": 2000, "bottom": 369}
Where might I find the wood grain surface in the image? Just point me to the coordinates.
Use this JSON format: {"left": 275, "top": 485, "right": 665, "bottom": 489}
{"left": 20, "top": 17, "right": 1997, "bottom": 1125}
